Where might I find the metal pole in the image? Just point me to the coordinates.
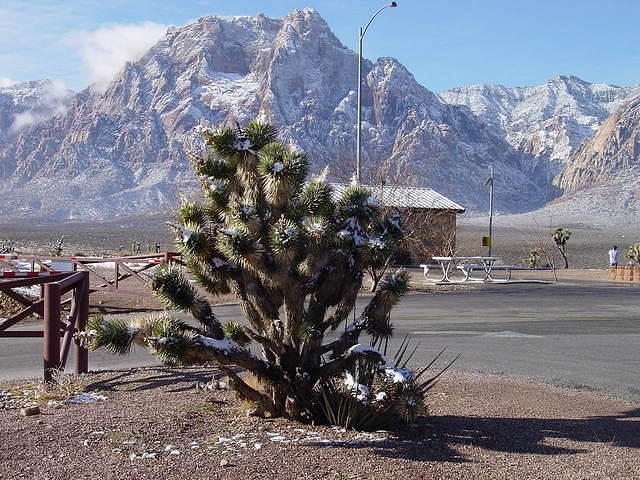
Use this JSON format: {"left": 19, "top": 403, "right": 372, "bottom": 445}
{"left": 43, "top": 282, "right": 61, "bottom": 383}
{"left": 488, "top": 165, "right": 494, "bottom": 257}
{"left": 356, "top": 26, "right": 363, "bottom": 184}
{"left": 355, "top": 2, "right": 397, "bottom": 184}
{"left": 75, "top": 271, "right": 89, "bottom": 374}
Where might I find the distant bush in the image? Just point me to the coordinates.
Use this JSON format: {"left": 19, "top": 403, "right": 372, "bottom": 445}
{"left": 626, "top": 243, "right": 640, "bottom": 265}
{"left": 524, "top": 249, "right": 541, "bottom": 268}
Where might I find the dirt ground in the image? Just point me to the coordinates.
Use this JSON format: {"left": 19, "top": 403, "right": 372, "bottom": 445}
{"left": 0, "top": 367, "right": 637, "bottom": 480}
{"left": 458, "top": 221, "right": 636, "bottom": 270}
{"left": 2, "top": 218, "right": 636, "bottom": 270}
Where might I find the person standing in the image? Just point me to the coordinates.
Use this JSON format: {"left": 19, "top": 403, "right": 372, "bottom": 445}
{"left": 609, "top": 245, "right": 619, "bottom": 266}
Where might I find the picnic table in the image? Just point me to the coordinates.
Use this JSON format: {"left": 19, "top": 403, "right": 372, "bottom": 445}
{"left": 422, "top": 256, "right": 503, "bottom": 283}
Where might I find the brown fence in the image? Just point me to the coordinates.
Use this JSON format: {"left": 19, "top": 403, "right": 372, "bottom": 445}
{"left": 0, "top": 253, "right": 178, "bottom": 295}
{"left": 0, "top": 271, "right": 89, "bottom": 381}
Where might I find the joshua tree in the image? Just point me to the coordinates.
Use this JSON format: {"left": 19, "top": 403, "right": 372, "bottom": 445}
{"left": 80, "top": 120, "right": 415, "bottom": 422}
{"left": 524, "top": 249, "right": 541, "bottom": 268}
{"left": 551, "top": 227, "right": 571, "bottom": 269}
{"left": 49, "top": 235, "right": 65, "bottom": 257}
{"left": 626, "top": 243, "right": 640, "bottom": 264}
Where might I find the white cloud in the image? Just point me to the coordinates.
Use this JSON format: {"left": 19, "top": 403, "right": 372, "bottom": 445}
{"left": 0, "top": 77, "right": 17, "bottom": 88}
{"left": 42, "top": 79, "right": 71, "bottom": 100}
{"left": 68, "top": 21, "right": 168, "bottom": 92}
{"left": 10, "top": 111, "right": 42, "bottom": 133}
{"left": 8, "top": 80, "right": 72, "bottom": 134}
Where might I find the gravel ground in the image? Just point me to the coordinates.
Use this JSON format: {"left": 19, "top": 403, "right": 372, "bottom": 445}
{"left": 1, "top": 367, "right": 638, "bottom": 480}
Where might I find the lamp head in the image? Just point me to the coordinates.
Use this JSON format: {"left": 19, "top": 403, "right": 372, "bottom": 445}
{"left": 390, "top": 1, "right": 398, "bottom": 6}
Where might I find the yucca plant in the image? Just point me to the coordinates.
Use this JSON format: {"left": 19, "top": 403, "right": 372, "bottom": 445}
{"left": 316, "top": 337, "right": 458, "bottom": 429}
{"left": 551, "top": 227, "right": 571, "bottom": 269}
{"left": 80, "top": 120, "right": 415, "bottom": 422}
{"left": 626, "top": 243, "right": 640, "bottom": 264}
{"left": 525, "top": 249, "right": 541, "bottom": 268}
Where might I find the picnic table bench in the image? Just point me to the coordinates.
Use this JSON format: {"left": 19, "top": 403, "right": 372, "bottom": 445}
{"left": 421, "top": 257, "right": 552, "bottom": 283}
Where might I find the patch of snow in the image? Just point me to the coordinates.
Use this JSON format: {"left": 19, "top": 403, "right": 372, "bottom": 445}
{"left": 129, "top": 452, "right": 158, "bottom": 460}
{"left": 195, "top": 335, "right": 242, "bottom": 354}
{"left": 13, "top": 285, "right": 40, "bottom": 297}
{"left": 206, "top": 178, "right": 226, "bottom": 192}
{"left": 343, "top": 371, "right": 369, "bottom": 402}
{"left": 375, "top": 392, "right": 387, "bottom": 402}
{"left": 233, "top": 139, "right": 254, "bottom": 152}
{"left": 66, "top": 393, "right": 107, "bottom": 404}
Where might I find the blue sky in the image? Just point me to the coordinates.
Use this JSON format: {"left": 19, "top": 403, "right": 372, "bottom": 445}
{"left": 1, "top": 0, "right": 639, "bottom": 92}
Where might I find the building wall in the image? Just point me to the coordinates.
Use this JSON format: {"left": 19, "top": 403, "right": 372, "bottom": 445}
{"left": 398, "top": 208, "right": 458, "bottom": 263}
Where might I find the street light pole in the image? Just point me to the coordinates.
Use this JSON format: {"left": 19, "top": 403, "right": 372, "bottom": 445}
{"left": 356, "top": 1, "right": 398, "bottom": 184}
{"left": 483, "top": 165, "right": 495, "bottom": 256}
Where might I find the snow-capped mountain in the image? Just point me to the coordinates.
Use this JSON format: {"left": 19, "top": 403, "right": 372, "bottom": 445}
{"left": 0, "top": 9, "right": 637, "bottom": 223}
{"left": 0, "top": 9, "right": 552, "bottom": 222}
{"left": 439, "top": 76, "right": 639, "bottom": 181}
{"left": 553, "top": 92, "right": 640, "bottom": 203}
{"left": 0, "top": 80, "right": 73, "bottom": 138}
{"left": 0, "top": 80, "right": 74, "bottom": 178}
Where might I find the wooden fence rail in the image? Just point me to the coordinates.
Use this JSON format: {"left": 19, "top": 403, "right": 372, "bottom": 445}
{"left": 0, "top": 252, "right": 178, "bottom": 296}
{"left": 0, "top": 271, "right": 89, "bottom": 382}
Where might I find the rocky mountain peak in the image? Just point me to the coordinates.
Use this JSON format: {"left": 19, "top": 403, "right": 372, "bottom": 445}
{"left": 554, "top": 92, "right": 640, "bottom": 193}
{"left": 0, "top": 79, "right": 73, "bottom": 139}
{"left": 1, "top": 9, "right": 636, "bottom": 223}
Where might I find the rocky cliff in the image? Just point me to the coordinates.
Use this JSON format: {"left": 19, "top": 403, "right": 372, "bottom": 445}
{"left": 554, "top": 93, "right": 640, "bottom": 193}
{"left": 2, "top": 10, "right": 635, "bottom": 223}
{"left": 439, "top": 76, "right": 639, "bottom": 182}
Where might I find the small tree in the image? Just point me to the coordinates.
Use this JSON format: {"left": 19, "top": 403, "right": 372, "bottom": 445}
{"left": 80, "top": 120, "right": 421, "bottom": 423}
{"left": 626, "top": 243, "right": 640, "bottom": 264}
{"left": 49, "top": 235, "right": 65, "bottom": 257}
{"left": 551, "top": 227, "right": 571, "bottom": 269}
{"left": 524, "top": 249, "right": 541, "bottom": 268}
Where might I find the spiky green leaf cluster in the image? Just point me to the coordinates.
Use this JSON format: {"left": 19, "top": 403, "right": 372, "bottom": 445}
{"left": 81, "top": 315, "right": 134, "bottom": 355}
{"left": 336, "top": 185, "right": 380, "bottom": 223}
{"left": 177, "top": 201, "right": 206, "bottom": 228}
{"left": 269, "top": 218, "right": 301, "bottom": 259}
{"left": 187, "top": 256, "right": 231, "bottom": 296}
{"left": 258, "top": 143, "right": 309, "bottom": 207}
{"left": 202, "top": 126, "right": 237, "bottom": 158}
{"left": 216, "top": 228, "right": 263, "bottom": 270}
{"left": 301, "top": 180, "right": 334, "bottom": 216}
{"left": 223, "top": 321, "right": 251, "bottom": 347}
{"left": 143, "top": 315, "right": 197, "bottom": 366}
{"left": 243, "top": 119, "right": 278, "bottom": 150}
{"left": 152, "top": 264, "right": 197, "bottom": 311}
{"left": 197, "top": 156, "right": 235, "bottom": 180}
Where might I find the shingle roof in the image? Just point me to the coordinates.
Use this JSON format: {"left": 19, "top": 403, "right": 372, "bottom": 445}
{"left": 330, "top": 183, "right": 465, "bottom": 213}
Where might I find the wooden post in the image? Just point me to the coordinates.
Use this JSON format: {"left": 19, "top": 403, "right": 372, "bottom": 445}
{"left": 75, "top": 271, "right": 89, "bottom": 374}
{"left": 43, "top": 283, "right": 61, "bottom": 382}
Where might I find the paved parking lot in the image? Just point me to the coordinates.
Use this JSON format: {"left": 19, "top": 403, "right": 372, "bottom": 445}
{"left": 2, "top": 279, "right": 639, "bottom": 402}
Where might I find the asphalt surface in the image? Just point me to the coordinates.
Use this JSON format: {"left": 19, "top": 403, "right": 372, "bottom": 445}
{"left": 2, "top": 280, "right": 639, "bottom": 402}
